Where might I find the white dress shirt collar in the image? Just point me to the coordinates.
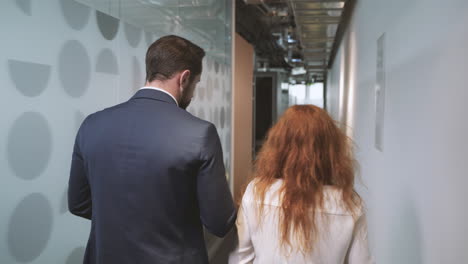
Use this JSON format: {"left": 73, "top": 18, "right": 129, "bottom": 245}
{"left": 139, "top": 86, "right": 179, "bottom": 106}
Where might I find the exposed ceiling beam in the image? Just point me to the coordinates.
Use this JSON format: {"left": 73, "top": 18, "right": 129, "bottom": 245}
{"left": 290, "top": 0, "right": 345, "bottom": 3}
{"left": 304, "top": 53, "right": 331, "bottom": 58}
{"left": 304, "top": 58, "right": 329, "bottom": 61}
{"left": 327, "top": 0, "right": 356, "bottom": 68}
{"left": 301, "top": 37, "right": 334, "bottom": 41}
{"left": 300, "top": 21, "right": 340, "bottom": 25}
{"left": 303, "top": 49, "right": 331, "bottom": 53}
{"left": 295, "top": 8, "right": 343, "bottom": 13}
{"left": 302, "top": 41, "right": 334, "bottom": 45}
{"left": 261, "top": 0, "right": 344, "bottom": 2}
{"left": 308, "top": 65, "right": 328, "bottom": 68}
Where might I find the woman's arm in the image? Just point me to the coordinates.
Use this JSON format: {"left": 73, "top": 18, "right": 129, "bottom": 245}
{"left": 229, "top": 194, "right": 255, "bottom": 263}
{"left": 345, "top": 213, "right": 375, "bottom": 264}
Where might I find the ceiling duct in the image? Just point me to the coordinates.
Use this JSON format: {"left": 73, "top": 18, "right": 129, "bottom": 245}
{"left": 236, "top": 0, "right": 291, "bottom": 69}
{"left": 243, "top": 0, "right": 265, "bottom": 4}
{"left": 240, "top": 0, "right": 355, "bottom": 81}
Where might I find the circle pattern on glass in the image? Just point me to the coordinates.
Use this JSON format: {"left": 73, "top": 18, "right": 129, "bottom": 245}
{"left": 197, "top": 85, "right": 205, "bottom": 101}
{"left": 60, "top": 188, "right": 68, "bottom": 214}
{"left": 124, "top": 23, "right": 142, "bottom": 48}
{"left": 220, "top": 107, "right": 225, "bottom": 129}
{"left": 96, "top": 48, "right": 119, "bottom": 74}
{"left": 66, "top": 247, "right": 86, "bottom": 264}
{"left": 96, "top": 11, "right": 119, "bottom": 40}
{"left": 132, "top": 56, "right": 143, "bottom": 90}
{"left": 214, "top": 77, "right": 220, "bottom": 91}
{"left": 226, "top": 106, "right": 232, "bottom": 127}
{"left": 214, "top": 107, "right": 219, "bottom": 128}
{"left": 209, "top": 108, "right": 214, "bottom": 124}
{"left": 16, "top": 0, "right": 32, "bottom": 16}
{"left": 8, "top": 193, "right": 53, "bottom": 262}
{"left": 7, "top": 112, "right": 52, "bottom": 180}
{"left": 60, "top": 0, "right": 91, "bottom": 30}
{"left": 225, "top": 131, "right": 231, "bottom": 153}
{"left": 145, "top": 31, "right": 154, "bottom": 47}
{"left": 8, "top": 60, "right": 51, "bottom": 97}
{"left": 206, "top": 77, "right": 213, "bottom": 101}
{"left": 58, "top": 40, "right": 91, "bottom": 98}
{"left": 206, "top": 58, "right": 213, "bottom": 71}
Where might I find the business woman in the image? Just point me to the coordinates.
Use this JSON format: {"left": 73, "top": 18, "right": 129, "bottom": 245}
{"left": 229, "top": 105, "right": 374, "bottom": 264}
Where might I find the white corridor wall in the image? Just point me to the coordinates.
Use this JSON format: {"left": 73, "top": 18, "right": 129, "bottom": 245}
{"left": 327, "top": 0, "right": 468, "bottom": 263}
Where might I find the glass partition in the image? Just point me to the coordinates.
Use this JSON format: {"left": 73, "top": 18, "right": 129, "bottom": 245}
{"left": 0, "top": 0, "right": 232, "bottom": 263}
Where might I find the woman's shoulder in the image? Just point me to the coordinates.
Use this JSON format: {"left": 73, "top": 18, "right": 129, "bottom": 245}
{"left": 242, "top": 180, "right": 364, "bottom": 216}
{"left": 242, "top": 179, "right": 284, "bottom": 206}
{"left": 320, "top": 186, "right": 364, "bottom": 216}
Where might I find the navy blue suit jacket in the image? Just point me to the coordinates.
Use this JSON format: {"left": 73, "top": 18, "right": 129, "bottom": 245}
{"left": 68, "top": 89, "right": 237, "bottom": 264}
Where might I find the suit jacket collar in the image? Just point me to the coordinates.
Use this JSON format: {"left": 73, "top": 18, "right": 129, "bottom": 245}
{"left": 131, "top": 88, "right": 178, "bottom": 106}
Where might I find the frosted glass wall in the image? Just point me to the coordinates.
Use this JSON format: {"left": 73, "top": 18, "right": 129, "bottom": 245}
{"left": 0, "top": 0, "right": 232, "bottom": 263}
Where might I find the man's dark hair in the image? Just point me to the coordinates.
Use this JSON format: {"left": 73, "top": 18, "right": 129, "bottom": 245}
{"left": 145, "top": 35, "right": 205, "bottom": 83}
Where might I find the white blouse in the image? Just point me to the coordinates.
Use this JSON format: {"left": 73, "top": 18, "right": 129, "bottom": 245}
{"left": 229, "top": 180, "right": 375, "bottom": 264}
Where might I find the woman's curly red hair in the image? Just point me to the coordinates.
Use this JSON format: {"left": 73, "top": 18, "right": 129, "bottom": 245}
{"left": 252, "top": 105, "right": 362, "bottom": 254}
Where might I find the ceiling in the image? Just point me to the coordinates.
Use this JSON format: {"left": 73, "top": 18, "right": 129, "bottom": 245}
{"left": 238, "top": 0, "right": 356, "bottom": 82}
{"left": 76, "top": 0, "right": 355, "bottom": 82}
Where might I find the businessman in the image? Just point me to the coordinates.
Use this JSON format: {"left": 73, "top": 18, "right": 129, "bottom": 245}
{"left": 68, "top": 35, "right": 236, "bottom": 264}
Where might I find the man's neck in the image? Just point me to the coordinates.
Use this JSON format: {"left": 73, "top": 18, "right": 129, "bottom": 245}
{"left": 145, "top": 82, "right": 178, "bottom": 101}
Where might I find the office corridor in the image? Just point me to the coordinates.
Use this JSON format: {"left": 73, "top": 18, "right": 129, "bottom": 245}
{"left": 1, "top": 0, "right": 468, "bottom": 263}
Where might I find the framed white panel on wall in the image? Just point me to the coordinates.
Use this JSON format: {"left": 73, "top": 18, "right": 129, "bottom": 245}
{"left": 375, "top": 33, "right": 386, "bottom": 152}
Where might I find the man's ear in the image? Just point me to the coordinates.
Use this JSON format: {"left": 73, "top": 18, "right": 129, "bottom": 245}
{"left": 180, "top": 70, "right": 191, "bottom": 86}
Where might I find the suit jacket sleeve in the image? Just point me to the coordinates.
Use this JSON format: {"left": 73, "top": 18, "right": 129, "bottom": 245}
{"left": 68, "top": 118, "right": 92, "bottom": 220}
{"left": 197, "top": 123, "right": 237, "bottom": 237}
